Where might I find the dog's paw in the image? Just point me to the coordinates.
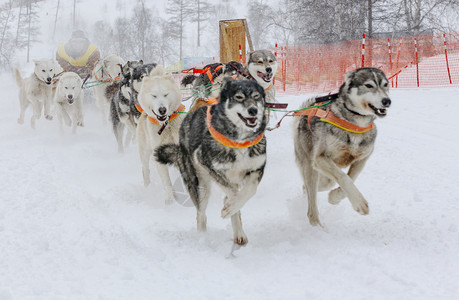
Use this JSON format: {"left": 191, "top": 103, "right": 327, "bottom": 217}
{"left": 17, "top": 118, "right": 24, "bottom": 124}
{"left": 45, "top": 114, "right": 53, "bottom": 120}
{"left": 234, "top": 234, "right": 248, "bottom": 246}
{"left": 307, "top": 213, "right": 322, "bottom": 227}
{"left": 352, "top": 199, "right": 369, "bottom": 215}
{"left": 165, "top": 196, "right": 175, "bottom": 206}
{"left": 77, "top": 121, "right": 84, "bottom": 127}
{"left": 328, "top": 187, "right": 345, "bottom": 205}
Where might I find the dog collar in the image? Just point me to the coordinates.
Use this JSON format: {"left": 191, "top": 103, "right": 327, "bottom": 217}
{"left": 292, "top": 103, "right": 374, "bottom": 133}
{"left": 206, "top": 105, "right": 264, "bottom": 149}
{"left": 135, "top": 103, "right": 185, "bottom": 125}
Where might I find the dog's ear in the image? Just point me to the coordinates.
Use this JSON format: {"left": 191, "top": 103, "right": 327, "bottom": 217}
{"left": 221, "top": 76, "right": 234, "bottom": 89}
{"left": 344, "top": 71, "right": 353, "bottom": 84}
{"left": 149, "top": 65, "right": 164, "bottom": 77}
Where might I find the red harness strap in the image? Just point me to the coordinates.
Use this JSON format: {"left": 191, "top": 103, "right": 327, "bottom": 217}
{"left": 292, "top": 104, "right": 374, "bottom": 133}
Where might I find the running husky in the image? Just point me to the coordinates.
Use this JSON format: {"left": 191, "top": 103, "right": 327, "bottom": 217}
{"left": 92, "top": 54, "right": 125, "bottom": 120}
{"left": 53, "top": 72, "right": 84, "bottom": 134}
{"left": 155, "top": 79, "right": 267, "bottom": 246}
{"left": 245, "top": 50, "right": 278, "bottom": 104}
{"left": 136, "top": 65, "right": 185, "bottom": 204}
{"left": 14, "top": 59, "right": 62, "bottom": 128}
{"left": 109, "top": 61, "right": 144, "bottom": 152}
{"left": 293, "top": 67, "right": 391, "bottom": 226}
{"left": 181, "top": 61, "right": 245, "bottom": 111}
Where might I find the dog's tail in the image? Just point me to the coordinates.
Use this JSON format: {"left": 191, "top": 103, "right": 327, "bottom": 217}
{"left": 14, "top": 68, "right": 23, "bottom": 87}
{"left": 181, "top": 74, "right": 196, "bottom": 87}
{"left": 155, "top": 144, "right": 181, "bottom": 165}
{"left": 155, "top": 144, "right": 202, "bottom": 209}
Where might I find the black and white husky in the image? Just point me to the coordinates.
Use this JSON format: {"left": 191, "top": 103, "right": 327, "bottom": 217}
{"left": 108, "top": 61, "right": 142, "bottom": 152}
{"left": 245, "top": 50, "right": 278, "bottom": 104}
{"left": 293, "top": 67, "right": 391, "bottom": 226}
{"left": 155, "top": 79, "right": 267, "bottom": 246}
{"left": 181, "top": 61, "right": 245, "bottom": 103}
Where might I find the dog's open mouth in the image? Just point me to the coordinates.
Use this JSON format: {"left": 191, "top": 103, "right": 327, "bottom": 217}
{"left": 238, "top": 113, "right": 258, "bottom": 128}
{"left": 369, "top": 104, "right": 387, "bottom": 117}
{"left": 257, "top": 71, "right": 273, "bottom": 83}
{"left": 152, "top": 110, "right": 168, "bottom": 122}
{"left": 67, "top": 99, "right": 74, "bottom": 105}
{"left": 45, "top": 81, "right": 52, "bottom": 85}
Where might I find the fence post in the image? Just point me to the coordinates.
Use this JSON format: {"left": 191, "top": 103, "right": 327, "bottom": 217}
{"left": 274, "top": 43, "right": 278, "bottom": 85}
{"left": 283, "top": 46, "right": 287, "bottom": 92}
{"left": 414, "top": 37, "right": 419, "bottom": 87}
{"left": 443, "top": 33, "right": 453, "bottom": 84}
{"left": 238, "top": 44, "right": 243, "bottom": 63}
{"left": 395, "top": 36, "right": 403, "bottom": 88}
{"left": 361, "top": 33, "right": 365, "bottom": 67}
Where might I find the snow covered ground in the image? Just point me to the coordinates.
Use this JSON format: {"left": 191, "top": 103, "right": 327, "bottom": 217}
{"left": 1, "top": 72, "right": 458, "bottom": 299}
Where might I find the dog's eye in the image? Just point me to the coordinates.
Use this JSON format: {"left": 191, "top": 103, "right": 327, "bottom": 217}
{"left": 164, "top": 93, "right": 168, "bottom": 97}
{"left": 65, "top": 87, "right": 68, "bottom": 89}
{"left": 383, "top": 82, "right": 388, "bottom": 88}
{"left": 152, "top": 95, "right": 157, "bottom": 98}
{"left": 234, "top": 94, "right": 245, "bottom": 101}
{"left": 42, "top": 70, "right": 45, "bottom": 72}
{"left": 365, "top": 84, "right": 374, "bottom": 88}
{"left": 50, "top": 69, "right": 53, "bottom": 72}
{"left": 257, "top": 61, "right": 263, "bottom": 65}
{"left": 72, "top": 87, "right": 75, "bottom": 90}
{"left": 252, "top": 93, "right": 260, "bottom": 100}
{"left": 268, "top": 60, "right": 274, "bottom": 63}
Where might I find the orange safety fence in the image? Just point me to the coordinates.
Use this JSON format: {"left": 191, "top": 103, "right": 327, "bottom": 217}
{"left": 273, "top": 32, "right": 459, "bottom": 95}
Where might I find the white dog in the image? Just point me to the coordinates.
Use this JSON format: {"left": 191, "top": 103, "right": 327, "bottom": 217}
{"left": 54, "top": 72, "right": 84, "bottom": 134}
{"left": 136, "top": 65, "right": 185, "bottom": 204}
{"left": 92, "top": 54, "right": 125, "bottom": 121}
{"left": 14, "top": 59, "right": 62, "bottom": 128}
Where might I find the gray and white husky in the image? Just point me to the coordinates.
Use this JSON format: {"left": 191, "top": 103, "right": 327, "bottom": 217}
{"left": 92, "top": 54, "right": 125, "bottom": 121}
{"left": 293, "top": 67, "right": 392, "bottom": 226}
{"left": 155, "top": 79, "right": 267, "bottom": 246}
{"left": 245, "top": 50, "right": 278, "bottom": 104}
{"left": 14, "top": 59, "right": 62, "bottom": 128}
{"left": 108, "top": 61, "right": 143, "bottom": 153}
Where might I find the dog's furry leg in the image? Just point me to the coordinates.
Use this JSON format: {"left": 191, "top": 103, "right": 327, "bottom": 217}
{"left": 329, "top": 157, "right": 369, "bottom": 205}
{"left": 300, "top": 158, "right": 322, "bottom": 226}
{"left": 30, "top": 101, "right": 42, "bottom": 129}
{"left": 154, "top": 162, "right": 175, "bottom": 205}
{"left": 137, "top": 114, "right": 152, "bottom": 186}
{"left": 43, "top": 93, "right": 53, "bottom": 120}
{"left": 221, "top": 170, "right": 262, "bottom": 219}
{"left": 230, "top": 208, "right": 248, "bottom": 246}
{"left": 314, "top": 155, "right": 369, "bottom": 215}
{"left": 114, "top": 121, "right": 125, "bottom": 153}
{"left": 18, "top": 96, "right": 29, "bottom": 125}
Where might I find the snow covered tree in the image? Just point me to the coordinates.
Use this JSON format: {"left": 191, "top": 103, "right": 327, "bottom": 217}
{"left": 166, "top": 0, "right": 193, "bottom": 60}
{"left": 0, "top": 0, "right": 14, "bottom": 66}
{"left": 189, "top": 0, "right": 213, "bottom": 48}
{"left": 247, "top": 0, "right": 275, "bottom": 49}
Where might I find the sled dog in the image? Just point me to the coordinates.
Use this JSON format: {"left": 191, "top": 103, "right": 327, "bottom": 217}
{"left": 14, "top": 59, "right": 62, "bottom": 128}
{"left": 293, "top": 67, "right": 391, "bottom": 226}
{"left": 92, "top": 54, "right": 125, "bottom": 120}
{"left": 108, "top": 61, "right": 144, "bottom": 152}
{"left": 245, "top": 50, "right": 278, "bottom": 104}
{"left": 53, "top": 72, "right": 84, "bottom": 133}
{"left": 136, "top": 65, "right": 185, "bottom": 204}
{"left": 181, "top": 61, "right": 245, "bottom": 111}
{"left": 155, "top": 78, "right": 267, "bottom": 246}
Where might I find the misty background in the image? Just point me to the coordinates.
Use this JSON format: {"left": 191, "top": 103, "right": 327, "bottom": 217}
{"left": 1, "top": 0, "right": 458, "bottom": 69}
